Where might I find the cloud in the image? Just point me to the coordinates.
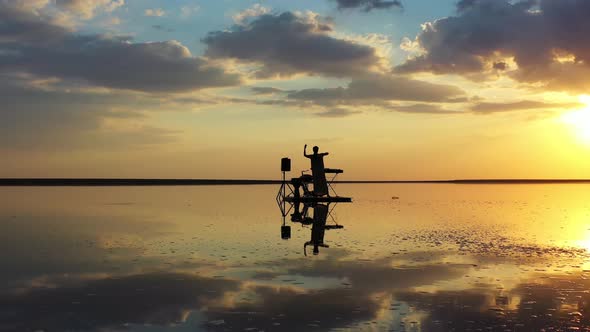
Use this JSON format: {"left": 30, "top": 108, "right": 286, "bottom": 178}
{"left": 471, "top": 100, "right": 583, "bottom": 114}
{"left": 395, "top": 0, "right": 590, "bottom": 92}
{"left": 395, "top": 0, "right": 540, "bottom": 75}
{"left": 1, "top": 37, "right": 241, "bottom": 92}
{"left": 2, "top": 0, "right": 52, "bottom": 11}
{"left": 391, "top": 103, "right": 462, "bottom": 114}
{"left": 455, "top": 0, "right": 478, "bottom": 12}
{"left": 250, "top": 86, "right": 287, "bottom": 95}
{"left": 315, "top": 108, "right": 361, "bottom": 117}
{"left": 493, "top": 61, "right": 508, "bottom": 70}
{"left": 0, "top": 2, "right": 241, "bottom": 92}
{"left": 0, "top": 2, "right": 242, "bottom": 151}
{"left": 55, "top": 0, "right": 124, "bottom": 19}
{"left": 332, "top": 0, "right": 403, "bottom": 12}
{"left": 286, "top": 74, "right": 466, "bottom": 105}
{"left": 510, "top": 61, "right": 590, "bottom": 92}
{"left": 144, "top": 8, "right": 165, "bottom": 17}
{"left": 203, "top": 12, "right": 384, "bottom": 78}
{"left": 180, "top": 5, "right": 200, "bottom": 19}
{"left": 102, "top": 16, "right": 121, "bottom": 26}
{"left": 0, "top": 79, "right": 180, "bottom": 150}
{"left": 232, "top": 3, "right": 271, "bottom": 25}
{"left": 0, "top": 1, "right": 71, "bottom": 44}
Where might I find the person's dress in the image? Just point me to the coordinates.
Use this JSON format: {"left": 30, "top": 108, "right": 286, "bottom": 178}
{"left": 310, "top": 155, "right": 328, "bottom": 196}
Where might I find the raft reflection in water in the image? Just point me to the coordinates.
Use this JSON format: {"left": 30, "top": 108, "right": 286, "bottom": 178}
{"left": 282, "top": 201, "right": 344, "bottom": 255}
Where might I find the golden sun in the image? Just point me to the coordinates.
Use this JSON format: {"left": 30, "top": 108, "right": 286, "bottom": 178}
{"left": 561, "top": 95, "right": 590, "bottom": 144}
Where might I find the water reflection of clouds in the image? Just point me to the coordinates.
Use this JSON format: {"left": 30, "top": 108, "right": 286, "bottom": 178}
{"left": 212, "top": 267, "right": 590, "bottom": 331}
{"left": 3, "top": 185, "right": 590, "bottom": 330}
{"left": 252, "top": 255, "right": 468, "bottom": 292}
{"left": 3, "top": 251, "right": 590, "bottom": 331}
{"left": 0, "top": 215, "right": 179, "bottom": 293}
{"left": 396, "top": 273, "right": 590, "bottom": 331}
{"left": 0, "top": 273, "right": 240, "bottom": 331}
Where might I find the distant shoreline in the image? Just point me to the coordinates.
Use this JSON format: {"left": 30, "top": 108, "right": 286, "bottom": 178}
{"left": 1, "top": 178, "right": 590, "bottom": 186}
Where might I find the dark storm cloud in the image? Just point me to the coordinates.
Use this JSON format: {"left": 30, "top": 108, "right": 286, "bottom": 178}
{"left": 0, "top": 3, "right": 241, "bottom": 92}
{"left": 395, "top": 0, "right": 590, "bottom": 92}
{"left": 0, "top": 1, "right": 70, "bottom": 44}
{"left": 203, "top": 12, "right": 383, "bottom": 78}
{"left": 471, "top": 100, "right": 583, "bottom": 114}
{"left": 286, "top": 74, "right": 466, "bottom": 105}
{"left": 456, "top": 0, "right": 478, "bottom": 11}
{"left": 333, "top": 0, "right": 403, "bottom": 12}
{"left": 395, "top": 0, "right": 539, "bottom": 75}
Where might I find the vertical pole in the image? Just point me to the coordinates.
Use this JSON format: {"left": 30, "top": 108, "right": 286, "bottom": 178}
{"left": 282, "top": 170, "right": 286, "bottom": 217}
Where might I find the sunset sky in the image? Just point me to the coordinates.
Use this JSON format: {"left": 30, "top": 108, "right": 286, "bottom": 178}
{"left": 2, "top": 0, "right": 590, "bottom": 180}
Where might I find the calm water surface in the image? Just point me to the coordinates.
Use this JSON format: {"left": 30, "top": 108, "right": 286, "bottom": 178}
{"left": 1, "top": 184, "right": 590, "bottom": 331}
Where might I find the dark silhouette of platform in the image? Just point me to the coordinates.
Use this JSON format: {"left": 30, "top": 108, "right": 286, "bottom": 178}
{"left": 0, "top": 178, "right": 281, "bottom": 186}
{"left": 2, "top": 178, "right": 590, "bottom": 186}
{"left": 284, "top": 196, "right": 352, "bottom": 203}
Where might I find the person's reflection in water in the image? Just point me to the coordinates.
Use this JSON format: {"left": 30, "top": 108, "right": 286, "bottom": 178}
{"left": 305, "top": 204, "right": 329, "bottom": 255}
{"left": 290, "top": 202, "right": 343, "bottom": 255}
{"left": 290, "top": 201, "right": 303, "bottom": 223}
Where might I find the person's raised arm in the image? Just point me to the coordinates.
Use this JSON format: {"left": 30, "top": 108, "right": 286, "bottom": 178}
{"left": 304, "top": 144, "right": 310, "bottom": 157}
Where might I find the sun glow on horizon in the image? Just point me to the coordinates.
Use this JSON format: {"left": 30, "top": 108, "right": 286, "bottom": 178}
{"left": 561, "top": 95, "right": 590, "bottom": 144}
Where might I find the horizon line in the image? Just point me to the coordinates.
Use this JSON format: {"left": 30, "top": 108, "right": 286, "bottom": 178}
{"left": 1, "top": 178, "right": 590, "bottom": 186}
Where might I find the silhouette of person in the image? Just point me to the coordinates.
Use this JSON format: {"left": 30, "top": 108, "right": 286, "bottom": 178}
{"left": 304, "top": 144, "right": 329, "bottom": 196}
